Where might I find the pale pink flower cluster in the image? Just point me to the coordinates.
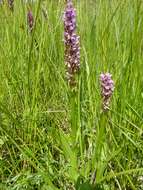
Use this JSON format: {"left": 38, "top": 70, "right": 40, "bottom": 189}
{"left": 100, "top": 73, "right": 114, "bottom": 111}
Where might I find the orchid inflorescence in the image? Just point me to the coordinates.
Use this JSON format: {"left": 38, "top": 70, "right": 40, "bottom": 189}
{"left": 8, "top": 0, "right": 14, "bottom": 11}
{"left": 100, "top": 73, "right": 114, "bottom": 111}
{"left": 63, "top": 0, "right": 80, "bottom": 86}
{"left": 27, "top": 10, "right": 34, "bottom": 33}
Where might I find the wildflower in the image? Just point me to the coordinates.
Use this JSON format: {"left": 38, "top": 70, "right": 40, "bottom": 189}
{"left": 63, "top": 0, "right": 80, "bottom": 86}
{"left": 8, "top": 0, "right": 14, "bottom": 11}
{"left": 27, "top": 10, "right": 34, "bottom": 33}
{"left": 42, "top": 7, "right": 48, "bottom": 20}
{"left": 0, "top": 0, "right": 3, "bottom": 5}
{"left": 100, "top": 73, "right": 114, "bottom": 111}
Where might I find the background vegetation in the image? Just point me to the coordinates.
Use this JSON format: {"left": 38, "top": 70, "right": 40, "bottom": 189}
{"left": 0, "top": 0, "right": 143, "bottom": 189}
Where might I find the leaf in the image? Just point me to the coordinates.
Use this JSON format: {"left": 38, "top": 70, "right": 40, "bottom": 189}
{"left": 78, "top": 182, "right": 93, "bottom": 190}
{"left": 55, "top": 129, "right": 78, "bottom": 181}
{"left": 0, "top": 138, "right": 4, "bottom": 147}
{"left": 75, "top": 176, "right": 84, "bottom": 190}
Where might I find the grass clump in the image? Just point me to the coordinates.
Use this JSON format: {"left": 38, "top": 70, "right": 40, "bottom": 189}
{"left": 0, "top": 0, "right": 143, "bottom": 189}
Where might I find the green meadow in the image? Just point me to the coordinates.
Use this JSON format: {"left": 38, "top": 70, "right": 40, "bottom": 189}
{"left": 0, "top": 0, "right": 143, "bottom": 189}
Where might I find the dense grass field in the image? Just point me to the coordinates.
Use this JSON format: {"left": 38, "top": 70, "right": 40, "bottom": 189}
{"left": 0, "top": 0, "right": 143, "bottom": 189}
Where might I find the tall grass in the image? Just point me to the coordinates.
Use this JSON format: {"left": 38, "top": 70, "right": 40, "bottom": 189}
{"left": 0, "top": 0, "right": 143, "bottom": 189}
